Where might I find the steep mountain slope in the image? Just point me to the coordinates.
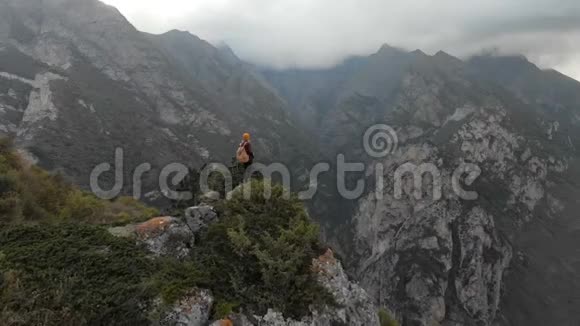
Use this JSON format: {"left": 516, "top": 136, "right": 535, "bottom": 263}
{"left": 263, "top": 48, "right": 580, "bottom": 325}
{"left": 465, "top": 55, "right": 580, "bottom": 326}
{"left": 0, "top": 0, "right": 313, "bottom": 199}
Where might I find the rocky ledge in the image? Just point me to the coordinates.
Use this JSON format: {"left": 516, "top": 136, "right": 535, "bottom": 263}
{"left": 110, "top": 206, "right": 381, "bottom": 326}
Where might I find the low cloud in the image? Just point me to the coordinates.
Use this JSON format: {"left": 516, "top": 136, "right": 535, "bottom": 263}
{"left": 103, "top": 0, "right": 580, "bottom": 80}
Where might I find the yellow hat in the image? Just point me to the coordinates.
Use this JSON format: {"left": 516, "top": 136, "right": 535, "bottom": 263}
{"left": 243, "top": 133, "right": 250, "bottom": 141}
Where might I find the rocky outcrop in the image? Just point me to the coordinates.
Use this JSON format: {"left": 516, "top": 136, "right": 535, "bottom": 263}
{"left": 184, "top": 205, "right": 219, "bottom": 234}
{"left": 150, "top": 248, "right": 379, "bottom": 326}
{"left": 215, "top": 250, "right": 379, "bottom": 326}
{"left": 109, "top": 205, "right": 218, "bottom": 259}
{"left": 310, "top": 249, "right": 380, "bottom": 325}
{"left": 134, "top": 216, "right": 195, "bottom": 259}
{"left": 110, "top": 215, "right": 194, "bottom": 259}
{"left": 109, "top": 206, "right": 379, "bottom": 326}
{"left": 159, "top": 289, "right": 214, "bottom": 326}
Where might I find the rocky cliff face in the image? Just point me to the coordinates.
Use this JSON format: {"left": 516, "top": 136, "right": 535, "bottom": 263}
{"left": 264, "top": 49, "right": 580, "bottom": 325}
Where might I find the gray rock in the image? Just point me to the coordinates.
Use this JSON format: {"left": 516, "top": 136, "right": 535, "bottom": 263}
{"left": 108, "top": 206, "right": 220, "bottom": 259}
{"left": 159, "top": 289, "right": 214, "bottom": 326}
{"left": 310, "top": 249, "right": 380, "bottom": 326}
{"left": 108, "top": 216, "right": 195, "bottom": 259}
{"left": 115, "top": 211, "right": 220, "bottom": 325}
{"left": 200, "top": 191, "right": 221, "bottom": 203}
{"left": 134, "top": 216, "right": 195, "bottom": 259}
{"left": 184, "top": 205, "right": 218, "bottom": 234}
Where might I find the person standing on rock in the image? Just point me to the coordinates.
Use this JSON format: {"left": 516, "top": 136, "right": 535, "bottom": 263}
{"left": 236, "top": 133, "right": 254, "bottom": 169}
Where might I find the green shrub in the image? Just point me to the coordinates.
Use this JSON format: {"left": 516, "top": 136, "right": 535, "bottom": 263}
{"left": 0, "top": 223, "right": 213, "bottom": 326}
{"left": 105, "top": 196, "right": 159, "bottom": 225}
{"left": 58, "top": 189, "right": 106, "bottom": 222}
{"left": 150, "top": 258, "right": 205, "bottom": 304}
{"left": 0, "top": 224, "right": 159, "bottom": 325}
{"left": 0, "top": 138, "right": 21, "bottom": 172}
{"left": 0, "top": 173, "right": 17, "bottom": 194}
{"left": 379, "top": 308, "right": 399, "bottom": 326}
{"left": 0, "top": 191, "right": 23, "bottom": 223}
{"left": 193, "top": 180, "right": 333, "bottom": 319}
{"left": 213, "top": 301, "right": 239, "bottom": 319}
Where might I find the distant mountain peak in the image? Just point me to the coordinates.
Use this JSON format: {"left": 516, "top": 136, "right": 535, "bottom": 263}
{"left": 375, "top": 43, "right": 406, "bottom": 56}
{"left": 410, "top": 49, "right": 427, "bottom": 56}
{"left": 164, "top": 29, "right": 189, "bottom": 35}
{"left": 378, "top": 43, "right": 397, "bottom": 52}
{"left": 434, "top": 50, "right": 451, "bottom": 58}
{"left": 162, "top": 29, "right": 202, "bottom": 41}
{"left": 433, "top": 50, "right": 463, "bottom": 65}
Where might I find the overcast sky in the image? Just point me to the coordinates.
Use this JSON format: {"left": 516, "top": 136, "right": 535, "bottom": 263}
{"left": 102, "top": 0, "right": 580, "bottom": 80}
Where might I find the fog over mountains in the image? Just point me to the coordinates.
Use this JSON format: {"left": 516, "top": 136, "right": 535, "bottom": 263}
{"left": 102, "top": 0, "right": 580, "bottom": 80}
{"left": 1, "top": 0, "right": 580, "bottom": 325}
